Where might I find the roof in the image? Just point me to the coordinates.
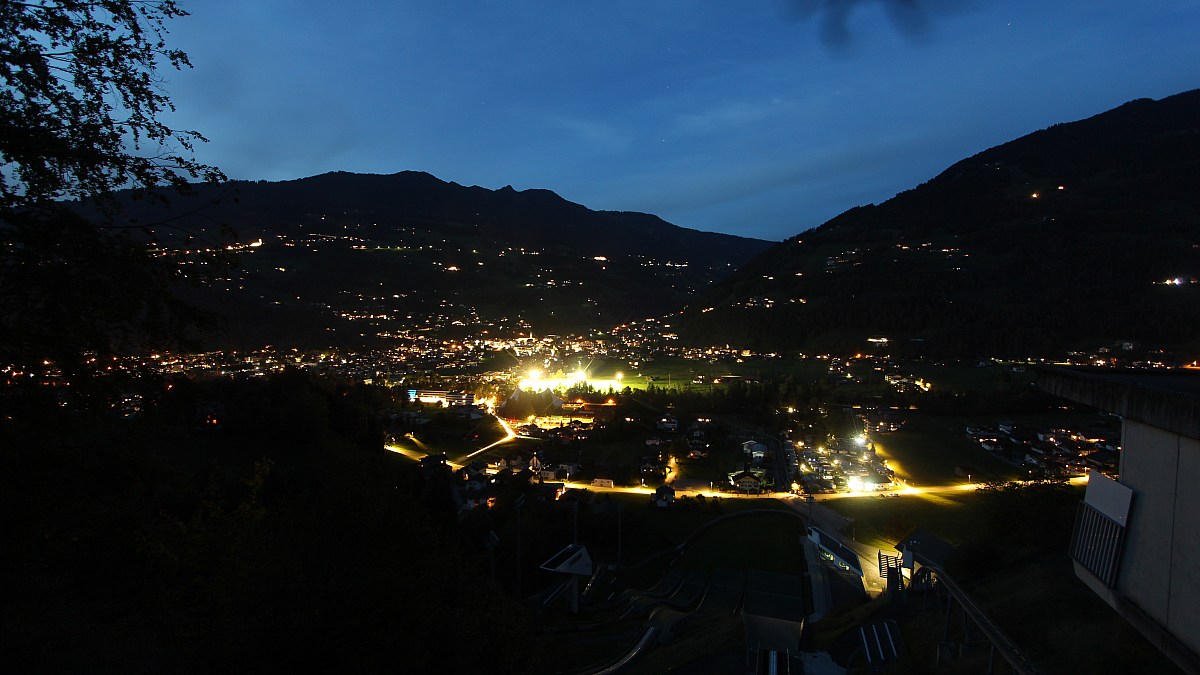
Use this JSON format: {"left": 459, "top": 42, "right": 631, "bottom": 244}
{"left": 808, "top": 527, "right": 864, "bottom": 576}
{"left": 1037, "top": 366, "right": 1200, "bottom": 439}
{"left": 539, "top": 544, "right": 592, "bottom": 576}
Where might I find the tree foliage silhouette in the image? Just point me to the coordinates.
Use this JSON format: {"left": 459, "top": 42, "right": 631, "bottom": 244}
{"left": 1, "top": 0, "right": 222, "bottom": 206}
{"left": 1, "top": 1, "right": 224, "bottom": 375}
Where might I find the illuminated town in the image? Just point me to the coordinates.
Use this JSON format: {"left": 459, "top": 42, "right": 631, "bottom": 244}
{"left": 6, "top": 4, "right": 1200, "bottom": 670}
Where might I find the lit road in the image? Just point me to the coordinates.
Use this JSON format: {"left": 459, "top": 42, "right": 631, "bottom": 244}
{"left": 384, "top": 441, "right": 426, "bottom": 463}
{"left": 385, "top": 435, "right": 467, "bottom": 470}
{"left": 385, "top": 414, "right": 524, "bottom": 469}
{"left": 460, "top": 415, "right": 519, "bottom": 461}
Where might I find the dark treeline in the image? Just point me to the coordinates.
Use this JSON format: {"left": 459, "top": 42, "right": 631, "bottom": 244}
{"left": 503, "top": 371, "right": 1058, "bottom": 433}
{"left": 1, "top": 370, "right": 543, "bottom": 673}
{"left": 501, "top": 377, "right": 829, "bottom": 429}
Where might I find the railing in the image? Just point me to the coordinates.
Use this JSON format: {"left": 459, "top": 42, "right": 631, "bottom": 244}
{"left": 909, "top": 565, "right": 1042, "bottom": 675}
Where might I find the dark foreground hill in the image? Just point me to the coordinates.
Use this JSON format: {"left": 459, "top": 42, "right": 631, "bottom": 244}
{"left": 679, "top": 89, "right": 1200, "bottom": 358}
{"left": 112, "top": 171, "right": 770, "bottom": 347}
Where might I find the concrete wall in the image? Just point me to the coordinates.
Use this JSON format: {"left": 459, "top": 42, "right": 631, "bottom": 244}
{"left": 1170, "top": 434, "right": 1200, "bottom": 659}
{"left": 1120, "top": 420, "right": 1200, "bottom": 660}
{"left": 1037, "top": 367, "right": 1200, "bottom": 669}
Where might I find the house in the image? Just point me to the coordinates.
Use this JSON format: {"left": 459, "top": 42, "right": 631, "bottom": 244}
{"left": 742, "top": 439, "right": 766, "bottom": 459}
{"left": 458, "top": 469, "right": 487, "bottom": 493}
{"left": 460, "top": 487, "right": 492, "bottom": 512}
{"left": 656, "top": 415, "right": 679, "bottom": 432}
{"left": 639, "top": 461, "right": 663, "bottom": 477}
{"left": 730, "top": 468, "right": 763, "bottom": 493}
{"left": 499, "top": 453, "right": 527, "bottom": 470}
{"left": 1039, "top": 367, "right": 1200, "bottom": 673}
{"left": 533, "top": 482, "right": 566, "bottom": 502}
{"left": 652, "top": 484, "right": 676, "bottom": 507}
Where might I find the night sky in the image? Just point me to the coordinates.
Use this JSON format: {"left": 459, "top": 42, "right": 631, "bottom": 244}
{"left": 164, "top": 0, "right": 1200, "bottom": 241}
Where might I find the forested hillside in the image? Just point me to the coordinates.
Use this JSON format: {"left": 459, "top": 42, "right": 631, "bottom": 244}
{"left": 680, "top": 90, "right": 1200, "bottom": 357}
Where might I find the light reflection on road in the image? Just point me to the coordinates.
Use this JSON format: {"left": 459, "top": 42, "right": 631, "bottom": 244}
{"left": 387, "top": 413, "right": 1091, "bottom": 506}
{"left": 460, "top": 415, "right": 518, "bottom": 461}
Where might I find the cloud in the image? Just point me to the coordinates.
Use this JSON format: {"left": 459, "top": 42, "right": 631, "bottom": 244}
{"left": 674, "top": 99, "right": 788, "bottom": 135}
{"left": 545, "top": 116, "right": 633, "bottom": 154}
{"left": 783, "top": 0, "right": 986, "bottom": 49}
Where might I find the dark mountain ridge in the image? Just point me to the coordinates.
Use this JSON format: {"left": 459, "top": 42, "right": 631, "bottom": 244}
{"left": 679, "top": 89, "right": 1200, "bottom": 357}
{"left": 111, "top": 171, "right": 770, "bottom": 348}
{"left": 134, "top": 170, "right": 766, "bottom": 266}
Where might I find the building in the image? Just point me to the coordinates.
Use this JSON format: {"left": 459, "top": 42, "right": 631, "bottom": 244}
{"left": 408, "top": 389, "right": 473, "bottom": 407}
{"left": 729, "top": 467, "right": 764, "bottom": 493}
{"left": 652, "top": 484, "right": 676, "bottom": 507}
{"left": 1039, "top": 367, "right": 1200, "bottom": 673}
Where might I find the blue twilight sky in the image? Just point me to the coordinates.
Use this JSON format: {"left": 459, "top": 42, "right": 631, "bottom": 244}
{"left": 162, "top": 0, "right": 1200, "bottom": 241}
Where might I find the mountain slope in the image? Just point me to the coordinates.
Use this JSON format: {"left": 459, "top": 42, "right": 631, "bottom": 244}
{"left": 679, "top": 89, "right": 1200, "bottom": 357}
{"left": 113, "top": 172, "right": 770, "bottom": 347}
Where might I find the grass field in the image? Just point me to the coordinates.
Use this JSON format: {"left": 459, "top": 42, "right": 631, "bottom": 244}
{"left": 523, "top": 355, "right": 833, "bottom": 393}
{"left": 577, "top": 438, "right": 650, "bottom": 468}
{"left": 905, "top": 362, "right": 1035, "bottom": 393}
{"left": 604, "top": 493, "right": 790, "bottom": 564}
{"left": 870, "top": 405, "right": 1116, "bottom": 487}
{"left": 821, "top": 491, "right": 978, "bottom": 551}
{"left": 869, "top": 415, "right": 1021, "bottom": 485}
{"left": 673, "top": 509, "right": 807, "bottom": 575}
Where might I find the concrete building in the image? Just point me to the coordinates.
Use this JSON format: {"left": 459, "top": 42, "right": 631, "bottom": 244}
{"left": 1039, "top": 367, "right": 1200, "bottom": 674}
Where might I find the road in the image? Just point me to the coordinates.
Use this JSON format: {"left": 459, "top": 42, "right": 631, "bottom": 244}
{"left": 385, "top": 414, "right": 522, "bottom": 469}
{"left": 386, "top": 416, "right": 1086, "bottom": 605}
